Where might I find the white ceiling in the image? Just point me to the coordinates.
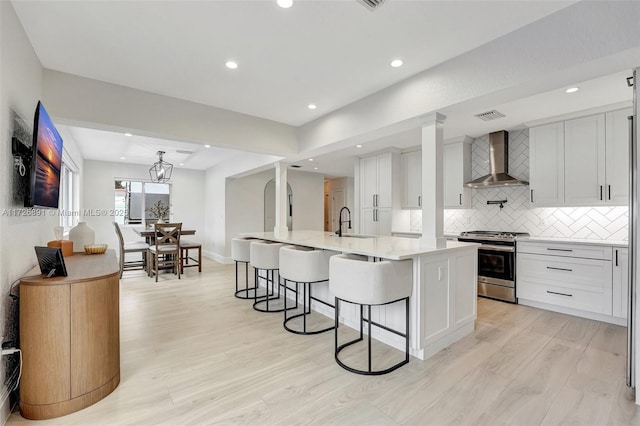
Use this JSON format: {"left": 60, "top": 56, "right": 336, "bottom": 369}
{"left": 10, "top": 0, "right": 634, "bottom": 177}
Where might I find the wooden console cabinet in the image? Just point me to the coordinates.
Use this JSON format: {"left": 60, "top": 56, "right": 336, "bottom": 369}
{"left": 19, "top": 250, "right": 120, "bottom": 420}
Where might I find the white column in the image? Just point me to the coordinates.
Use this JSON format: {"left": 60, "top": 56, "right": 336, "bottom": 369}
{"left": 420, "top": 113, "right": 446, "bottom": 248}
{"left": 274, "top": 162, "right": 289, "bottom": 236}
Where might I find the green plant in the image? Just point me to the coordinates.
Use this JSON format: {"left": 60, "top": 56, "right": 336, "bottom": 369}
{"left": 146, "top": 200, "right": 170, "bottom": 221}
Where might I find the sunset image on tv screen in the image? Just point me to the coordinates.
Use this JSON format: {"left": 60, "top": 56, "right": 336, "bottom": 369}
{"left": 33, "top": 103, "right": 63, "bottom": 208}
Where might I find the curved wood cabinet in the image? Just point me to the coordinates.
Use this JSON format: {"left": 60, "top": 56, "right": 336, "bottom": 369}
{"left": 19, "top": 250, "right": 120, "bottom": 420}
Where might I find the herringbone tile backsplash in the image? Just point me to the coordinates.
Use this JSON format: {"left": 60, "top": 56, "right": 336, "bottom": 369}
{"left": 410, "top": 129, "right": 629, "bottom": 241}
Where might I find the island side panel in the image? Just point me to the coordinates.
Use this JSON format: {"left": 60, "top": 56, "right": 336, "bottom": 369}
{"left": 419, "top": 247, "right": 477, "bottom": 360}
{"left": 71, "top": 274, "right": 120, "bottom": 398}
{"left": 19, "top": 284, "right": 72, "bottom": 406}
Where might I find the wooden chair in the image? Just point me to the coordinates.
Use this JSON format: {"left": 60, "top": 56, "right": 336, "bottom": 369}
{"left": 148, "top": 222, "right": 182, "bottom": 282}
{"left": 113, "top": 222, "right": 149, "bottom": 278}
{"left": 180, "top": 240, "right": 202, "bottom": 273}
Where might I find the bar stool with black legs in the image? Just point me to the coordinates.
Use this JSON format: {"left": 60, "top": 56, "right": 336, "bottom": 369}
{"left": 279, "top": 245, "right": 335, "bottom": 335}
{"left": 329, "top": 254, "right": 413, "bottom": 375}
{"left": 232, "top": 237, "right": 259, "bottom": 299}
{"left": 250, "top": 240, "right": 290, "bottom": 313}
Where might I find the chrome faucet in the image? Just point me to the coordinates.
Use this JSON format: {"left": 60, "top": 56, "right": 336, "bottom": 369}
{"left": 336, "top": 206, "right": 352, "bottom": 237}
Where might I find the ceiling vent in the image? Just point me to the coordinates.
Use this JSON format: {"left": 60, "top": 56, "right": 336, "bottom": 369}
{"left": 357, "top": 0, "right": 386, "bottom": 11}
{"left": 474, "top": 110, "right": 506, "bottom": 121}
{"left": 176, "top": 149, "right": 194, "bottom": 154}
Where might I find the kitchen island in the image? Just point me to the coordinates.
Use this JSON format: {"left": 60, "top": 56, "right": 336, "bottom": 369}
{"left": 242, "top": 230, "right": 479, "bottom": 360}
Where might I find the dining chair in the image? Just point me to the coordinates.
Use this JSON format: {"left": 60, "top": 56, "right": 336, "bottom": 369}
{"left": 148, "top": 222, "right": 182, "bottom": 282}
{"left": 113, "top": 222, "right": 149, "bottom": 278}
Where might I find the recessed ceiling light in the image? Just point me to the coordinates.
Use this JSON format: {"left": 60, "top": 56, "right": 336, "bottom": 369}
{"left": 565, "top": 87, "right": 579, "bottom": 93}
{"left": 356, "top": 144, "right": 363, "bottom": 148}
{"left": 120, "top": 157, "right": 126, "bottom": 160}
{"left": 308, "top": 104, "right": 317, "bottom": 110}
{"left": 204, "top": 144, "right": 211, "bottom": 148}
{"left": 124, "top": 133, "right": 132, "bottom": 137}
{"left": 277, "top": 0, "right": 293, "bottom": 8}
{"left": 390, "top": 59, "right": 403, "bottom": 68}
{"left": 308, "top": 158, "right": 314, "bottom": 162}
{"left": 225, "top": 61, "right": 238, "bottom": 69}
{"left": 314, "top": 167, "right": 318, "bottom": 170}
{"left": 179, "top": 163, "right": 184, "bottom": 166}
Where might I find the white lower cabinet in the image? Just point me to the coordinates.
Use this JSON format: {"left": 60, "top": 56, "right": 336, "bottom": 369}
{"left": 517, "top": 240, "right": 623, "bottom": 324}
{"left": 612, "top": 246, "right": 629, "bottom": 320}
{"left": 361, "top": 207, "right": 392, "bottom": 236}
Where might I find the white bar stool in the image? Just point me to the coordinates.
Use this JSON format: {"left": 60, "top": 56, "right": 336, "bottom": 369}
{"left": 279, "top": 245, "right": 335, "bottom": 335}
{"left": 329, "top": 254, "right": 413, "bottom": 375}
{"left": 232, "top": 237, "right": 259, "bottom": 299}
{"left": 250, "top": 241, "right": 290, "bottom": 313}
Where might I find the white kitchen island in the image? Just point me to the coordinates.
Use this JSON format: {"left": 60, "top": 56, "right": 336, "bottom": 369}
{"left": 242, "top": 230, "right": 479, "bottom": 360}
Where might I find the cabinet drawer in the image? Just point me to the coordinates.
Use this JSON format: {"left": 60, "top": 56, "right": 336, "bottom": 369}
{"left": 517, "top": 280, "right": 612, "bottom": 315}
{"left": 517, "top": 241, "right": 611, "bottom": 260}
{"left": 517, "top": 253, "right": 611, "bottom": 291}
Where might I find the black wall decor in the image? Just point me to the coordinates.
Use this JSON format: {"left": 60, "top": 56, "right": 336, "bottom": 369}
{"left": 10, "top": 109, "right": 32, "bottom": 207}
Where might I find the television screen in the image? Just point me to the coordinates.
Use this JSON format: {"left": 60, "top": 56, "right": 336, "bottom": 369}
{"left": 34, "top": 246, "right": 68, "bottom": 278}
{"left": 27, "top": 101, "right": 64, "bottom": 208}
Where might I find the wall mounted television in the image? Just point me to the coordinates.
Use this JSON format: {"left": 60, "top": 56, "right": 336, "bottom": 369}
{"left": 26, "top": 101, "right": 64, "bottom": 208}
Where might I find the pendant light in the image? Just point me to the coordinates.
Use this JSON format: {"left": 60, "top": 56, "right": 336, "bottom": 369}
{"left": 149, "top": 151, "right": 173, "bottom": 183}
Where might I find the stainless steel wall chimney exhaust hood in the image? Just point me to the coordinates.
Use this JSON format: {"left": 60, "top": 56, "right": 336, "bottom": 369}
{"left": 465, "top": 130, "right": 529, "bottom": 188}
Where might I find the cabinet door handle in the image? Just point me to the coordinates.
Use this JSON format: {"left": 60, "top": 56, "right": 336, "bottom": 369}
{"left": 459, "top": 194, "right": 462, "bottom": 205}
{"left": 547, "top": 290, "right": 573, "bottom": 297}
{"left": 418, "top": 196, "right": 421, "bottom": 207}
{"left": 372, "top": 194, "right": 376, "bottom": 207}
{"left": 374, "top": 209, "right": 377, "bottom": 222}
{"left": 615, "top": 249, "right": 619, "bottom": 267}
{"left": 376, "top": 194, "right": 379, "bottom": 207}
{"left": 600, "top": 185, "right": 603, "bottom": 201}
{"left": 546, "top": 266, "right": 573, "bottom": 272}
{"left": 608, "top": 185, "right": 611, "bottom": 200}
{"left": 530, "top": 189, "right": 534, "bottom": 203}
{"left": 546, "top": 248, "right": 573, "bottom": 252}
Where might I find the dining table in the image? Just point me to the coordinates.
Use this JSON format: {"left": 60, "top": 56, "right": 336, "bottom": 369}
{"left": 134, "top": 227, "right": 196, "bottom": 245}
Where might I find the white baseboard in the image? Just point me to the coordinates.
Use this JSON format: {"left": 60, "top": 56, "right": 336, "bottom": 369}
{"left": 202, "top": 250, "right": 233, "bottom": 264}
{"left": 518, "top": 298, "right": 627, "bottom": 326}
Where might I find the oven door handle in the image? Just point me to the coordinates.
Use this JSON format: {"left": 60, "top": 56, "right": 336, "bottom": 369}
{"left": 479, "top": 244, "right": 515, "bottom": 253}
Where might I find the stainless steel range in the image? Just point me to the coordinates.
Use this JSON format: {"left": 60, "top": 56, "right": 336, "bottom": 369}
{"left": 458, "top": 231, "right": 530, "bottom": 303}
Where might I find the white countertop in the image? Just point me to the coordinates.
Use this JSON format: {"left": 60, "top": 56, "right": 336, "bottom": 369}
{"left": 241, "top": 230, "right": 479, "bottom": 260}
{"left": 518, "top": 236, "right": 628, "bottom": 247}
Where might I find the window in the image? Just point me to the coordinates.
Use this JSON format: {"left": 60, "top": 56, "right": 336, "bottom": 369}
{"left": 59, "top": 163, "right": 77, "bottom": 229}
{"left": 115, "top": 180, "right": 170, "bottom": 226}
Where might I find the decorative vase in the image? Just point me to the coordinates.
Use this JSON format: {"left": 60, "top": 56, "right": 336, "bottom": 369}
{"left": 69, "top": 222, "right": 95, "bottom": 253}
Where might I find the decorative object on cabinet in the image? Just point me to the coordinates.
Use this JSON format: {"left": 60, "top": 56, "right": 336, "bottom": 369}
{"left": 69, "top": 221, "right": 95, "bottom": 252}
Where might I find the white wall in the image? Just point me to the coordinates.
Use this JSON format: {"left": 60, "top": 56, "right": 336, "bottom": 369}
{"left": 224, "top": 168, "right": 324, "bottom": 259}
{"left": 82, "top": 160, "right": 205, "bottom": 251}
{"left": 0, "top": 1, "right": 47, "bottom": 421}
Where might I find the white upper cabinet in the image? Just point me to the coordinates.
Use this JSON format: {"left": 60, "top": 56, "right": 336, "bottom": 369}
{"left": 359, "top": 152, "right": 397, "bottom": 236}
{"left": 605, "top": 108, "right": 632, "bottom": 205}
{"left": 443, "top": 139, "right": 471, "bottom": 209}
{"left": 529, "top": 107, "right": 630, "bottom": 207}
{"left": 529, "top": 122, "right": 565, "bottom": 206}
{"left": 564, "top": 114, "right": 606, "bottom": 205}
{"left": 402, "top": 150, "right": 422, "bottom": 209}
{"left": 360, "top": 152, "right": 393, "bottom": 209}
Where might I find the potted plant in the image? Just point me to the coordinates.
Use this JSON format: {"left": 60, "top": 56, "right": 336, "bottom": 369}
{"left": 146, "top": 200, "right": 170, "bottom": 223}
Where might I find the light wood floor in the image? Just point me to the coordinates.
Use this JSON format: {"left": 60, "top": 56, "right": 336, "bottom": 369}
{"left": 8, "top": 258, "right": 640, "bottom": 425}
